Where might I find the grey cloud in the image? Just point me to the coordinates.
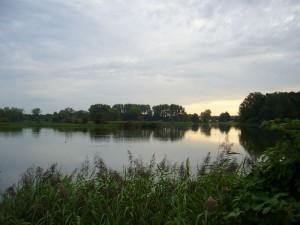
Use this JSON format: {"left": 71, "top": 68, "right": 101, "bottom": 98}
{"left": 0, "top": 0, "right": 299, "bottom": 113}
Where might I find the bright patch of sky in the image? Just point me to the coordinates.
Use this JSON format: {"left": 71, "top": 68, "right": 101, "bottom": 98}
{"left": 0, "top": 0, "right": 299, "bottom": 115}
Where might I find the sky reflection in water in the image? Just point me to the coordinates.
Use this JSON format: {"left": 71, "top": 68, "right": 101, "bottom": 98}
{"left": 0, "top": 125, "right": 275, "bottom": 192}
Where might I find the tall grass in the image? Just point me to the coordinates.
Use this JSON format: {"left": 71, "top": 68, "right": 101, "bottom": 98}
{"left": 0, "top": 138, "right": 243, "bottom": 225}
{"left": 2, "top": 120, "right": 299, "bottom": 224}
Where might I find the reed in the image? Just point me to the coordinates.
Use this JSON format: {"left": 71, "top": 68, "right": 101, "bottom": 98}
{"left": 0, "top": 139, "right": 242, "bottom": 225}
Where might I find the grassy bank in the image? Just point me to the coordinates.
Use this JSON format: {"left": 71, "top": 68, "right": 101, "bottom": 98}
{"left": 0, "top": 120, "right": 240, "bottom": 130}
{"left": 0, "top": 121, "right": 193, "bottom": 130}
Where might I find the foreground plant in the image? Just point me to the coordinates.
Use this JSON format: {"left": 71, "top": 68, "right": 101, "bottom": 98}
{"left": 0, "top": 137, "right": 242, "bottom": 225}
{"left": 226, "top": 120, "right": 300, "bottom": 224}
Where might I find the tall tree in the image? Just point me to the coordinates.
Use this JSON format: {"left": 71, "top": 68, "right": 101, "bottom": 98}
{"left": 200, "top": 109, "right": 212, "bottom": 123}
{"left": 0, "top": 107, "right": 24, "bottom": 122}
{"left": 125, "top": 106, "right": 142, "bottom": 121}
{"left": 219, "top": 111, "right": 231, "bottom": 122}
{"left": 262, "top": 92, "right": 300, "bottom": 120}
{"left": 74, "top": 110, "right": 89, "bottom": 123}
{"left": 239, "top": 92, "right": 266, "bottom": 123}
{"left": 32, "top": 108, "right": 41, "bottom": 122}
{"left": 89, "top": 104, "right": 111, "bottom": 123}
{"left": 191, "top": 113, "right": 199, "bottom": 123}
{"left": 169, "top": 104, "right": 186, "bottom": 121}
{"left": 152, "top": 104, "right": 171, "bottom": 121}
{"left": 139, "top": 104, "right": 152, "bottom": 120}
{"left": 55, "top": 107, "right": 75, "bottom": 122}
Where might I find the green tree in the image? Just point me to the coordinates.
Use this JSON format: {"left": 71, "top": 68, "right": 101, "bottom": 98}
{"left": 190, "top": 113, "right": 199, "bottom": 123}
{"left": 123, "top": 104, "right": 142, "bottom": 121}
{"left": 219, "top": 111, "right": 231, "bottom": 122}
{"left": 89, "top": 104, "right": 111, "bottom": 123}
{"left": 239, "top": 92, "right": 266, "bottom": 123}
{"left": 0, "top": 107, "right": 24, "bottom": 122}
{"left": 262, "top": 92, "right": 300, "bottom": 120}
{"left": 109, "top": 108, "right": 121, "bottom": 121}
{"left": 152, "top": 104, "right": 187, "bottom": 122}
{"left": 200, "top": 109, "right": 212, "bottom": 123}
{"left": 152, "top": 104, "right": 171, "bottom": 121}
{"left": 74, "top": 110, "right": 89, "bottom": 123}
{"left": 125, "top": 107, "right": 142, "bottom": 121}
{"left": 31, "top": 108, "right": 41, "bottom": 122}
{"left": 55, "top": 107, "right": 75, "bottom": 122}
{"left": 139, "top": 104, "right": 152, "bottom": 120}
{"left": 169, "top": 104, "right": 186, "bottom": 121}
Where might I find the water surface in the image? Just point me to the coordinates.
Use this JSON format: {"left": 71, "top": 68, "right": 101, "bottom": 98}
{"left": 0, "top": 125, "right": 277, "bottom": 192}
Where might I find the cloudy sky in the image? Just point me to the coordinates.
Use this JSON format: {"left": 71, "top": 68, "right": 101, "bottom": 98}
{"left": 0, "top": 0, "right": 299, "bottom": 115}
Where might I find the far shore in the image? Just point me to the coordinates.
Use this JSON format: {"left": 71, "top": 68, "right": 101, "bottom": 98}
{"left": 0, "top": 121, "right": 239, "bottom": 129}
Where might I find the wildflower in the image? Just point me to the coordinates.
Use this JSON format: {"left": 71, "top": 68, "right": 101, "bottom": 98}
{"left": 204, "top": 196, "right": 218, "bottom": 212}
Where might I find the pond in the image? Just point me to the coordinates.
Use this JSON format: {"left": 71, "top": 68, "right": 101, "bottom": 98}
{"left": 0, "top": 124, "right": 278, "bottom": 192}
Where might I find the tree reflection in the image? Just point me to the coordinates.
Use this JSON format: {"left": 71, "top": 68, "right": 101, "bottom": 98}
{"left": 239, "top": 125, "right": 282, "bottom": 158}
{"left": 218, "top": 124, "right": 231, "bottom": 134}
{"left": 0, "top": 128, "right": 23, "bottom": 137}
{"left": 89, "top": 129, "right": 111, "bottom": 142}
{"left": 88, "top": 128, "right": 187, "bottom": 142}
{"left": 199, "top": 124, "right": 212, "bottom": 136}
{"left": 54, "top": 128, "right": 89, "bottom": 139}
{"left": 191, "top": 124, "right": 199, "bottom": 132}
{"left": 31, "top": 127, "right": 41, "bottom": 138}
{"left": 153, "top": 128, "right": 186, "bottom": 141}
{"left": 112, "top": 129, "right": 152, "bottom": 142}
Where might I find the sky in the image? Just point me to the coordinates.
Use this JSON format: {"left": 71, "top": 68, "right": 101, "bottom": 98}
{"left": 0, "top": 0, "right": 299, "bottom": 115}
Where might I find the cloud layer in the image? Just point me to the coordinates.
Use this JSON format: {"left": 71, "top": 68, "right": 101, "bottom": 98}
{"left": 1, "top": 0, "right": 299, "bottom": 114}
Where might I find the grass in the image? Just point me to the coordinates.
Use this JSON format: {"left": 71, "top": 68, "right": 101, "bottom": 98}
{"left": 0, "top": 138, "right": 243, "bottom": 225}
{"left": 0, "top": 121, "right": 192, "bottom": 130}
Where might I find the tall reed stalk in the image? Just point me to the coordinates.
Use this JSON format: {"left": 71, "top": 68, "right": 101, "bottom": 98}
{"left": 0, "top": 138, "right": 245, "bottom": 225}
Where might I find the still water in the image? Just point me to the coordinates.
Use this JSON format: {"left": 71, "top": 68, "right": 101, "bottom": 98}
{"left": 0, "top": 125, "right": 277, "bottom": 192}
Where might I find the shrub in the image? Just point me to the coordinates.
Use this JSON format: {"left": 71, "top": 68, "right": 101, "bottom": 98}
{"left": 226, "top": 120, "right": 300, "bottom": 224}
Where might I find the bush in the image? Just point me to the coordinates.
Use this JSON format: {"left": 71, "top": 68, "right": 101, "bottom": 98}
{"left": 226, "top": 120, "right": 300, "bottom": 224}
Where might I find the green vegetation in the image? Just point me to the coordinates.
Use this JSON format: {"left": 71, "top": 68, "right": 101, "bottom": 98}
{"left": 0, "top": 107, "right": 24, "bottom": 123}
{"left": 219, "top": 112, "right": 231, "bottom": 123}
{"left": 1, "top": 91, "right": 300, "bottom": 125}
{"left": 239, "top": 91, "right": 300, "bottom": 123}
{"left": 0, "top": 103, "right": 238, "bottom": 127}
{"left": 200, "top": 109, "right": 212, "bottom": 123}
{"left": 226, "top": 120, "right": 300, "bottom": 224}
{"left": 0, "top": 138, "right": 242, "bottom": 225}
{"left": 0, "top": 121, "right": 192, "bottom": 130}
{"left": 1, "top": 120, "right": 300, "bottom": 224}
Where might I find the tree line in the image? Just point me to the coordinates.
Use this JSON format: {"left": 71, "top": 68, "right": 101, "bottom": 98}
{"left": 239, "top": 91, "right": 300, "bottom": 123}
{"left": 0, "top": 104, "right": 235, "bottom": 124}
{"left": 2, "top": 91, "right": 298, "bottom": 124}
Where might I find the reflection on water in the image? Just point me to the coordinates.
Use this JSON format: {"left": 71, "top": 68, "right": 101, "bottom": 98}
{"left": 153, "top": 127, "right": 187, "bottom": 142}
{"left": 239, "top": 125, "right": 281, "bottom": 156}
{"left": 218, "top": 124, "right": 231, "bottom": 134}
{"left": 200, "top": 124, "right": 212, "bottom": 136}
{"left": 0, "top": 124, "right": 279, "bottom": 192}
{"left": 0, "top": 128, "right": 23, "bottom": 138}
